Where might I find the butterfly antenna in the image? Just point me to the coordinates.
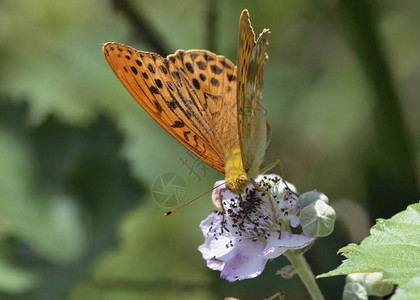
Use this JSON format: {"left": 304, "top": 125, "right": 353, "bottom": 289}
{"left": 164, "top": 182, "right": 226, "bottom": 216}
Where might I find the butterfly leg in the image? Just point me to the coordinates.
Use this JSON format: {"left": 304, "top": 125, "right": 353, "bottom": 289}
{"left": 250, "top": 178, "right": 279, "bottom": 223}
{"left": 266, "top": 291, "right": 285, "bottom": 300}
{"left": 259, "top": 159, "right": 280, "bottom": 174}
{"left": 260, "top": 159, "right": 293, "bottom": 189}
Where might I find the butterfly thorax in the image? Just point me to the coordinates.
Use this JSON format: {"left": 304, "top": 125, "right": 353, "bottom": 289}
{"left": 225, "top": 147, "right": 249, "bottom": 194}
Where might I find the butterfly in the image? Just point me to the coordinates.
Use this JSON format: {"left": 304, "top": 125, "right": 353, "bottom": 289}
{"left": 103, "top": 9, "right": 271, "bottom": 199}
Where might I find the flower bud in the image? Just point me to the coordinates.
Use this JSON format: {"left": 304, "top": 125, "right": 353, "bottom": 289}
{"left": 298, "top": 190, "right": 329, "bottom": 208}
{"left": 346, "top": 273, "right": 365, "bottom": 284}
{"left": 346, "top": 273, "right": 393, "bottom": 297}
{"left": 300, "top": 200, "right": 336, "bottom": 237}
{"left": 343, "top": 282, "right": 368, "bottom": 300}
{"left": 364, "top": 272, "right": 393, "bottom": 296}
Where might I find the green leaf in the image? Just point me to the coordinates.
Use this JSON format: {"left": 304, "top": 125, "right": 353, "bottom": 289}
{"left": 392, "top": 273, "right": 420, "bottom": 300}
{"left": 318, "top": 203, "right": 420, "bottom": 299}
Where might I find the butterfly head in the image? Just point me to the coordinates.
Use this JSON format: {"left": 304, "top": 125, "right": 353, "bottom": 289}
{"left": 226, "top": 174, "right": 249, "bottom": 195}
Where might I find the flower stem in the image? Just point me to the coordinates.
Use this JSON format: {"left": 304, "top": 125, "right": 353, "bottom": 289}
{"left": 284, "top": 250, "right": 324, "bottom": 300}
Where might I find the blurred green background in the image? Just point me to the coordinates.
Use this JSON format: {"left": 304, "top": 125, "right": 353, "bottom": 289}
{"left": 0, "top": 0, "right": 419, "bottom": 299}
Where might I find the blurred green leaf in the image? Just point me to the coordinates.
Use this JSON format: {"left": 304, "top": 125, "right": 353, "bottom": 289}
{"left": 0, "top": 100, "right": 144, "bottom": 298}
{"left": 0, "top": 106, "right": 84, "bottom": 263}
{"left": 68, "top": 203, "right": 215, "bottom": 300}
{"left": 0, "top": 254, "right": 37, "bottom": 294}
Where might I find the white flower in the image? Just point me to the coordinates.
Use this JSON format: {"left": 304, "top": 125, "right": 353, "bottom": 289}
{"left": 198, "top": 175, "right": 314, "bottom": 282}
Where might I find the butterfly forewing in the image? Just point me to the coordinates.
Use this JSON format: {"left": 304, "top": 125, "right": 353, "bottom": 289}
{"left": 167, "top": 50, "right": 240, "bottom": 159}
{"left": 102, "top": 43, "right": 239, "bottom": 174}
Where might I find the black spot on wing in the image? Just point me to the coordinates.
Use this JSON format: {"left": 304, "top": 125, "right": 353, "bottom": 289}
{"left": 183, "top": 130, "right": 191, "bottom": 141}
{"left": 210, "top": 77, "right": 219, "bottom": 87}
{"left": 210, "top": 65, "right": 222, "bottom": 75}
{"left": 192, "top": 78, "right": 200, "bottom": 90}
{"left": 203, "top": 53, "right": 214, "bottom": 61}
{"left": 190, "top": 53, "right": 198, "bottom": 61}
{"left": 149, "top": 86, "right": 159, "bottom": 94}
{"left": 130, "top": 66, "right": 138, "bottom": 74}
{"left": 148, "top": 64, "right": 156, "bottom": 73}
{"left": 196, "top": 61, "right": 206, "bottom": 70}
{"left": 177, "top": 51, "right": 185, "bottom": 63}
{"left": 172, "top": 120, "right": 185, "bottom": 128}
{"left": 159, "top": 65, "right": 168, "bottom": 74}
{"left": 227, "top": 74, "right": 236, "bottom": 82}
{"left": 193, "top": 134, "right": 199, "bottom": 147}
{"left": 155, "top": 79, "right": 163, "bottom": 88}
{"left": 185, "top": 62, "right": 195, "bottom": 74}
{"left": 154, "top": 100, "right": 163, "bottom": 113}
{"left": 220, "top": 60, "right": 232, "bottom": 69}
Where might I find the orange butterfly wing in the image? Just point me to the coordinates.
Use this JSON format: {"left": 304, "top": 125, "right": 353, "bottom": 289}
{"left": 167, "top": 49, "right": 240, "bottom": 159}
{"left": 102, "top": 43, "right": 238, "bottom": 173}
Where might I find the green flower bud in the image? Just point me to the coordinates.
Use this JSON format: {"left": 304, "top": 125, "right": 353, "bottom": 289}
{"left": 364, "top": 273, "right": 394, "bottom": 297}
{"left": 343, "top": 282, "right": 368, "bottom": 300}
{"left": 346, "top": 273, "right": 365, "bottom": 284}
{"left": 345, "top": 273, "right": 394, "bottom": 297}
{"left": 300, "top": 200, "right": 336, "bottom": 237}
{"left": 298, "top": 190, "right": 329, "bottom": 208}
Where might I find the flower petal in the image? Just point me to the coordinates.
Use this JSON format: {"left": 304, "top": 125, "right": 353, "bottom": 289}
{"left": 198, "top": 213, "right": 239, "bottom": 261}
{"left": 237, "top": 239, "right": 265, "bottom": 257}
{"left": 261, "top": 232, "right": 314, "bottom": 259}
{"left": 221, "top": 253, "right": 267, "bottom": 282}
{"left": 211, "top": 180, "right": 226, "bottom": 208}
{"left": 206, "top": 258, "right": 224, "bottom": 271}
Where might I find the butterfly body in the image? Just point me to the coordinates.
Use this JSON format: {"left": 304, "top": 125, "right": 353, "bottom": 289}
{"left": 103, "top": 9, "right": 270, "bottom": 197}
{"left": 224, "top": 147, "right": 248, "bottom": 194}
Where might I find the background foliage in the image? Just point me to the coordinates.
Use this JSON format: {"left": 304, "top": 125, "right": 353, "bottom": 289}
{"left": 0, "top": 0, "right": 419, "bottom": 299}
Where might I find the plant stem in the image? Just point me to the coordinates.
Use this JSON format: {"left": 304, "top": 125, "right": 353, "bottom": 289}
{"left": 284, "top": 250, "right": 324, "bottom": 300}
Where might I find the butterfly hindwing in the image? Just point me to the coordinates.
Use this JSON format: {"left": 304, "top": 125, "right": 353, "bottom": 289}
{"left": 236, "top": 10, "right": 271, "bottom": 177}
